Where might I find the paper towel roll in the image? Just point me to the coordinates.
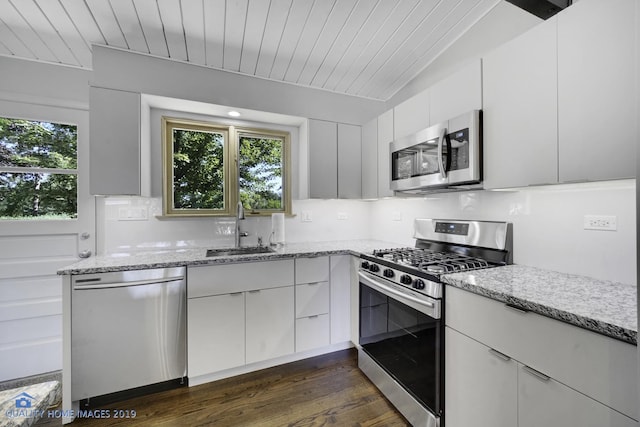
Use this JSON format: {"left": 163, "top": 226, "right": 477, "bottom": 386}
{"left": 271, "top": 213, "right": 285, "bottom": 246}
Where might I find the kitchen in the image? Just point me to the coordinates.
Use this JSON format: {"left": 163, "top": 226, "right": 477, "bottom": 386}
{"left": 0, "top": 0, "right": 637, "bottom": 426}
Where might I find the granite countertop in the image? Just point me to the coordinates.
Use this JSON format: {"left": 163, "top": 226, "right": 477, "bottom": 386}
{"left": 0, "top": 381, "right": 61, "bottom": 427}
{"left": 57, "top": 239, "right": 405, "bottom": 275}
{"left": 442, "top": 264, "right": 637, "bottom": 345}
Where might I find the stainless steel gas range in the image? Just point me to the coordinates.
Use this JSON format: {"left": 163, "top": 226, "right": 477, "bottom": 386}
{"left": 358, "top": 219, "right": 513, "bottom": 427}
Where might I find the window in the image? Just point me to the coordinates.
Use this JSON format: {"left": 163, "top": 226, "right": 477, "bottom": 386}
{"left": 0, "top": 117, "right": 77, "bottom": 220}
{"left": 162, "top": 117, "right": 291, "bottom": 217}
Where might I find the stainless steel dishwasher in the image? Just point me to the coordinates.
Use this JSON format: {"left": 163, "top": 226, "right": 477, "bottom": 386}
{"left": 71, "top": 267, "right": 186, "bottom": 401}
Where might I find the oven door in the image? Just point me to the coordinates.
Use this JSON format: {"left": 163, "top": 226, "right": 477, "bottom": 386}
{"left": 358, "top": 270, "right": 443, "bottom": 424}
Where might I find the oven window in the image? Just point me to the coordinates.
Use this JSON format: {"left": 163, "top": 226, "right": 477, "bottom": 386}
{"left": 359, "top": 284, "right": 442, "bottom": 414}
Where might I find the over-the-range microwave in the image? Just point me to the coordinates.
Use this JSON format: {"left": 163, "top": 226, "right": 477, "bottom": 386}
{"left": 390, "top": 110, "right": 482, "bottom": 193}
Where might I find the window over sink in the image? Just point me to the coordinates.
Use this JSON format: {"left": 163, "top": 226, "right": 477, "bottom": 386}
{"left": 162, "top": 117, "right": 291, "bottom": 217}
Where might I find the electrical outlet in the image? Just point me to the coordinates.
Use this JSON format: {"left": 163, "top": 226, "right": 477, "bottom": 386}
{"left": 301, "top": 211, "right": 313, "bottom": 222}
{"left": 118, "top": 207, "right": 148, "bottom": 221}
{"left": 583, "top": 215, "right": 617, "bottom": 231}
{"left": 337, "top": 212, "right": 348, "bottom": 220}
{"left": 392, "top": 211, "right": 403, "bottom": 221}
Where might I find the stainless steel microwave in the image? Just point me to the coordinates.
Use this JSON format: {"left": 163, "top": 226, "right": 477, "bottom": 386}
{"left": 390, "top": 110, "right": 481, "bottom": 192}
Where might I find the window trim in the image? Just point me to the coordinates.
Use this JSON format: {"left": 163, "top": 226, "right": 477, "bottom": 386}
{"left": 161, "top": 117, "right": 292, "bottom": 217}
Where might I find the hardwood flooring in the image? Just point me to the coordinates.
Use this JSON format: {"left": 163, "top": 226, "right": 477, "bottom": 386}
{"left": 42, "top": 349, "right": 409, "bottom": 426}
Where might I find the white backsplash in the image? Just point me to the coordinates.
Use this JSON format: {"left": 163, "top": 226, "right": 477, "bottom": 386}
{"left": 97, "top": 179, "right": 636, "bottom": 285}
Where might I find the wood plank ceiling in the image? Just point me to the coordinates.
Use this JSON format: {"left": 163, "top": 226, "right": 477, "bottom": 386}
{"left": 0, "top": 0, "right": 501, "bottom": 101}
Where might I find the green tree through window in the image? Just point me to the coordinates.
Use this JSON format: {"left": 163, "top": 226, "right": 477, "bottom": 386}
{"left": 0, "top": 118, "right": 77, "bottom": 220}
{"left": 239, "top": 133, "right": 285, "bottom": 211}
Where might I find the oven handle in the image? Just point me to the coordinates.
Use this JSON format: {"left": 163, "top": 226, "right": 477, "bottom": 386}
{"left": 358, "top": 270, "right": 440, "bottom": 318}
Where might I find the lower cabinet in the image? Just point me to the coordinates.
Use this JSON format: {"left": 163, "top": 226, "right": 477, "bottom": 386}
{"left": 445, "top": 327, "right": 517, "bottom": 427}
{"left": 246, "top": 286, "right": 295, "bottom": 364}
{"left": 188, "top": 293, "right": 245, "bottom": 377}
{"left": 445, "top": 286, "right": 638, "bottom": 427}
{"left": 518, "top": 363, "right": 637, "bottom": 427}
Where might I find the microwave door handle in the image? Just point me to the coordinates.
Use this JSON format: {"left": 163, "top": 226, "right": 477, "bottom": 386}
{"left": 437, "top": 127, "right": 448, "bottom": 179}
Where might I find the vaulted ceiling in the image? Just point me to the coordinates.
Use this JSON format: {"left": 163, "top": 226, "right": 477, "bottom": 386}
{"left": 0, "top": 0, "right": 502, "bottom": 101}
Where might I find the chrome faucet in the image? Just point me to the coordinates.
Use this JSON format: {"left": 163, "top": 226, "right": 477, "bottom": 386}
{"left": 235, "top": 202, "right": 248, "bottom": 248}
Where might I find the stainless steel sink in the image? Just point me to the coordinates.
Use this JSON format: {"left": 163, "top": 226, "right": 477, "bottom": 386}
{"left": 206, "top": 246, "right": 275, "bottom": 257}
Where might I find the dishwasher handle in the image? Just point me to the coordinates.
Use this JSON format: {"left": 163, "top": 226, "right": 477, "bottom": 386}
{"left": 73, "top": 276, "right": 185, "bottom": 290}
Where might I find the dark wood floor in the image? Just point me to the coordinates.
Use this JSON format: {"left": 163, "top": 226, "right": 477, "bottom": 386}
{"left": 41, "top": 348, "right": 409, "bottom": 426}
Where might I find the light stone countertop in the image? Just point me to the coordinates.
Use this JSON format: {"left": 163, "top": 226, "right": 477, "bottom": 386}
{"left": 56, "top": 239, "right": 405, "bottom": 275}
{"left": 0, "top": 381, "right": 61, "bottom": 427}
{"left": 442, "top": 264, "right": 637, "bottom": 345}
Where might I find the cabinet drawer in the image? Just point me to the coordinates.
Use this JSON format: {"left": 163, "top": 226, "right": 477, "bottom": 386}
{"left": 295, "top": 257, "right": 329, "bottom": 284}
{"left": 446, "top": 286, "right": 638, "bottom": 419}
{"left": 296, "top": 314, "right": 330, "bottom": 353}
{"left": 296, "top": 282, "right": 329, "bottom": 318}
{"left": 188, "top": 259, "right": 294, "bottom": 298}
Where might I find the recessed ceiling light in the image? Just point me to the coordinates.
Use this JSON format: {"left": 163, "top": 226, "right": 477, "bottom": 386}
{"left": 228, "top": 111, "right": 241, "bottom": 117}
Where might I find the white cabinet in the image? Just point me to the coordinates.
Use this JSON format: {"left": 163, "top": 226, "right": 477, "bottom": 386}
{"left": 246, "top": 286, "right": 294, "bottom": 364}
{"left": 337, "top": 123, "right": 361, "bottom": 199}
{"left": 429, "top": 59, "right": 482, "bottom": 125}
{"left": 377, "top": 109, "right": 394, "bottom": 198}
{"left": 308, "top": 120, "right": 361, "bottom": 199}
{"left": 295, "top": 256, "right": 330, "bottom": 352}
{"left": 445, "top": 327, "right": 517, "bottom": 427}
{"left": 187, "top": 293, "right": 245, "bottom": 377}
{"left": 482, "top": 18, "right": 558, "bottom": 189}
{"left": 557, "top": 0, "right": 636, "bottom": 182}
{"left": 446, "top": 286, "right": 638, "bottom": 424}
{"left": 89, "top": 87, "right": 148, "bottom": 196}
{"left": 361, "top": 118, "right": 378, "bottom": 199}
{"left": 187, "top": 260, "right": 294, "bottom": 378}
{"left": 518, "top": 363, "right": 637, "bottom": 427}
{"left": 393, "top": 90, "right": 429, "bottom": 140}
{"left": 329, "top": 255, "right": 351, "bottom": 344}
{"left": 308, "top": 119, "right": 337, "bottom": 199}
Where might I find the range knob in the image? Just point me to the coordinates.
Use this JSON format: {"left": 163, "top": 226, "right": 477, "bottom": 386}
{"left": 400, "top": 274, "right": 413, "bottom": 285}
{"left": 361, "top": 261, "right": 370, "bottom": 269}
{"left": 383, "top": 269, "right": 395, "bottom": 278}
{"left": 413, "top": 279, "right": 426, "bottom": 290}
{"left": 369, "top": 264, "right": 380, "bottom": 273}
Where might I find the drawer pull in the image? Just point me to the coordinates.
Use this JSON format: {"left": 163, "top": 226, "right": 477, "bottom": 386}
{"left": 523, "top": 365, "right": 550, "bottom": 382}
{"left": 308, "top": 315, "right": 319, "bottom": 319}
{"left": 488, "top": 348, "right": 511, "bottom": 362}
{"left": 505, "top": 303, "right": 529, "bottom": 314}
{"left": 248, "top": 290, "right": 260, "bottom": 294}
{"left": 229, "top": 292, "right": 243, "bottom": 296}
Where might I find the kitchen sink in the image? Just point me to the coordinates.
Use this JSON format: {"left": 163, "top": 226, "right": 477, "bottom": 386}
{"left": 206, "top": 246, "right": 275, "bottom": 257}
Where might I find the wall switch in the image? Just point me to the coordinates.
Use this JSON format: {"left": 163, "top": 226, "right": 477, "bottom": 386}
{"left": 583, "top": 215, "right": 617, "bottom": 231}
{"left": 118, "top": 207, "right": 148, "bottom": 221}
{"left": 337, "top": 212, "right": 348, "bottom": 220}
{"left": 301, "top": 211, "right": 313, "bottom": 222}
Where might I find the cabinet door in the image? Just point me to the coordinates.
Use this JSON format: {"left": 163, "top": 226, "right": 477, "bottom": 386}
{"left": 445, "top": 327, "right": 518, "bottom": 427}
{"left": 429, "top": 59, "right": 481, "bottom": 125}
{"left": 361, "top": 118, "right": 378, "bottom": 199}
{"left": 89, "top": 87, "right": 143, "bottom": 196}
{"left": 295, "top": 282, "right": 329, "bottom": 318}
{"left": 330, "top": 255, "right": 351, "bottom": 344}
{"left": 482, "top": 18, "right": 558, "bottom": 189}
{"left": 518, "top": 363, "right": 637, "bottom": 427}
{"left": 393, "top": 90, "right": 429, "bottom": 140}
{"left": 377, "top": 109, "right": 394, "bottom": 197}
{"left": 187, "top": 293, "right": 245, "bottom": 377}
{"left": 296, "top": 314, "right": 330, "bottom": 353}
{"left": 246, "top": 286, "right": 294, "bottom": 364}
{"left": 337, "top": 123, "right": 361, "bottom": 199}
{"left": 557, "top": 0, "right": 636, "bottom": 182}
{"left": 308, "top": 119, "right": 337, "bottom": 198}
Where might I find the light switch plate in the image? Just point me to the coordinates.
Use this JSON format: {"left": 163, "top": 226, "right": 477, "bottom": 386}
{"left": 118, "top": 207, "right": 148, "bottom": 221}
{"left": 301, "top": 211, "right": 313, "bottom": 222}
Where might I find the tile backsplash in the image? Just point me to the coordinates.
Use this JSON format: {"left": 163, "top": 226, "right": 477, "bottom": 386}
{"left": 97, "top": 179, "right": 636, "bottom": 285}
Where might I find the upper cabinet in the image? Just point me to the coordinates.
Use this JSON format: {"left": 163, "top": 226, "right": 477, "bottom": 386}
{"left": 557, "top": 0, "right": 636, "bottom": 183}
{"left": 429, "top": 59, "right": 482, "bottom": 125}
{"left": 308, "top": 119, "right": 361, "bottom": 199}
{"left": 483, "top": 18, "right": 559, "bottom": 189}
{"left": 377, "top": 109, "right": 395, "bottom": 198}
{"left": 361, "top": 118, "right": 378, "bottom": 199}
{"left": 393, "top": 90, "right": 429, "bottom": 140}
{"left": 89, "top": 87, "right": 149, "bottom": 196}
{"left": 482, "top": 0, "right": 636, "bottom": 189}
